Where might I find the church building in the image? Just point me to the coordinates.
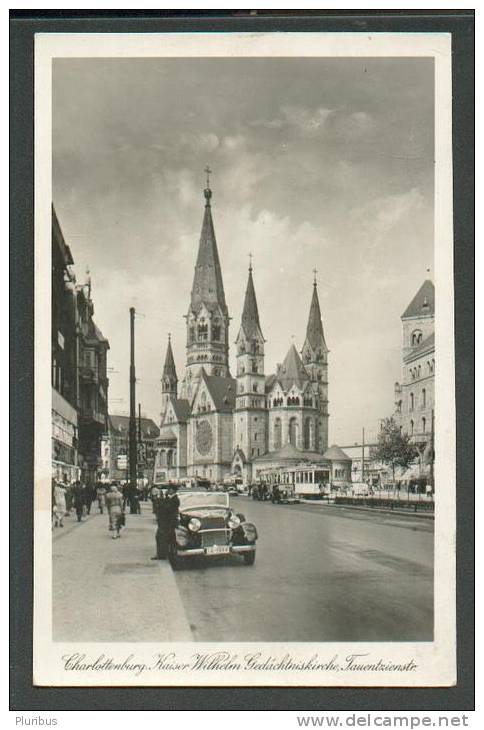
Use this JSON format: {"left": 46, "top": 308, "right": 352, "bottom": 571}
{"left": 155, "top": 175, "right": 349, "bottom": 485}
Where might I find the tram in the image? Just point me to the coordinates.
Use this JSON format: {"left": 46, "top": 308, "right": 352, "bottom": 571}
{"left": 255, "top": 463, "right": 332, "bottom": 499}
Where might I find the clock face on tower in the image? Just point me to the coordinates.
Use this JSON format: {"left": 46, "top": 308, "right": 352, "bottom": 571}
{"left": 196, "top": 419, "right": 213, "bottom": 456}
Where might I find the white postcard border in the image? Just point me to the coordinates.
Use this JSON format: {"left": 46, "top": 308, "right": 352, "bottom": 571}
{"left": 34, "top": 31, "right": 455, "bottom": 687}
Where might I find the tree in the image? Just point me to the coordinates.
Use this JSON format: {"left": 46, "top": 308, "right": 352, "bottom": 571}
{"left": 372, "top": 417, "right": 418, "bottom": 484}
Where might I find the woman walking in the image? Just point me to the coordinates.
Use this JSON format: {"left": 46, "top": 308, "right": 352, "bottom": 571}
{"left": 106, "top": 484, "right": 124, "bottom": 539}
{"left": 53, "top": 481, "right": 67, "bottom": 528}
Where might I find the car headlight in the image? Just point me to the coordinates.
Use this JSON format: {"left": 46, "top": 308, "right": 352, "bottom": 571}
{"left": 228, "top": 514, "right": 241, "bottom": 529}
{"left": 188, "top": 517, "right": 201, "bottom": 532}
{"left": 175, "top": 527, "right": 190, "bottom": 547}
{"left": 242, "top": 523, "right": 257, "bottom": 542}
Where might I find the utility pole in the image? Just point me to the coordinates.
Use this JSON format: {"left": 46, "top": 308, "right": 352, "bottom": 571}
{"left": 128, "top": 307, "right": 137, "bottom": 508}
{"left": 361, "top": 427, "right": 365, "bottom": 483}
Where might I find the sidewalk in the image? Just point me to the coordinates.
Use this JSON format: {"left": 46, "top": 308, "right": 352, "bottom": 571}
{"left": 300, "top": 498, "right": 435, "bottom": 519}
{"left": 52, "top": 503, "right": 192, "bottom": 642}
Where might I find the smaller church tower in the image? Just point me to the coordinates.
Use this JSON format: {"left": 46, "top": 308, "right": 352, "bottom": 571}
{"left": 234, "top": 260, "right": 266, "bottom": 463}
{"left": 160, "top": 334, "right": 178, "bottom": 427}
{"left": 301, "top": 272, "right": 329, "bottom": 452}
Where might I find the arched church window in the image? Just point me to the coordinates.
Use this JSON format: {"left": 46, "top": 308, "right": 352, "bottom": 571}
{"left": 410, "top": 393, "right": 414, "bottom": 411}
{"left": 410, "top": 420, "right": 414, "bottom": 435}
{"left": 422, "top": 388, "right": 426, "bottom": 408}
{"left": 253, "top": 382, "right": 258, "bottom": 393}
{"left": 411, "top": 330, "right": 423, "bottom": 346}
{"left": 422, "top": 417, "right": 426, "bottom": 434}
{"left": 274, "top": 418, "right": 282, "bottom": 450}
{"left": 189, "top": 326, "right": 195, "bottom": 343}
{"left": 289, "top": 417, "right": 298, "bottom": 447}
{"left": 303, "top": 418, "right": 311, "bottom": 449}
{"left": 198, "top": 321, "right": 208, "bottom": 341}
{"left": 212, "top": 321, "right": 221, "bottom": 341}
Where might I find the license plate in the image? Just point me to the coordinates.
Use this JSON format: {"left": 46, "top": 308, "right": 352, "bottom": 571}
{"left": 206, "top": 545, "right": 230, "bottom": 555}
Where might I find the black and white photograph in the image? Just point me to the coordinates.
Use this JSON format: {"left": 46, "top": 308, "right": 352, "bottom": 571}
{"left": 33, "top": 31, "right": 456, "bottom": 687}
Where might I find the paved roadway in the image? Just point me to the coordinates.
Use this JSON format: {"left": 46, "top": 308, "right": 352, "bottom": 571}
{"left": 172, "top": 497, "right": 434, "bottom": 643}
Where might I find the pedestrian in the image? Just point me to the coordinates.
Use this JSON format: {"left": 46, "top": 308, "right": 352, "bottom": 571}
{"left": 150, "top": 484, "right": 162, "bottom": 521}
{"left": 105, "top": 483, "right": 124, "bottom": 539}
{"left": 151, "top": 485, "right": 180, "bottom": 560}
{"left": 72, "top": 481, "right": 85, "bottom": 522}
{"left": 53, "top": 480, "right": 67, "bottom": 528}
{"left": 84, "top": 483, "right": 95, "bottom": 515}
{"left": 96, "top": 483, "right": 107, "bottom": 514}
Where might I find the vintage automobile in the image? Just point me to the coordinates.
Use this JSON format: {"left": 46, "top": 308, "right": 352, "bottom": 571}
{"left": 171, "top": 491, "right": 258, "bottom": 567}
{"left": 272, "top": 485, "right": 300, "bottom": 505}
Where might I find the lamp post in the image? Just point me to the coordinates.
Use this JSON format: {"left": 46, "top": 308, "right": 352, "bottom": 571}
{"left": 128, "top": 307, "right": 137, "bottom": 512}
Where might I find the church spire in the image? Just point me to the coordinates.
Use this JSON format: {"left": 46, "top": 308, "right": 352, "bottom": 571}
{"left": 162, "top": 333, "right": 177, "bottom": 383}
{"left": 241, "top": 259, "right": 263, "bottom": 340}
{"left": 304, "top": 275, "right": 327, "bottom": 352}
{"left": 190, "top": 170, "right": 227, "bottom": 315}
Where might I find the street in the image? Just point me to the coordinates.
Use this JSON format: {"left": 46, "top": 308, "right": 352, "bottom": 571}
{"left": 53, "top": 497, "right": 433, "bottom": 643}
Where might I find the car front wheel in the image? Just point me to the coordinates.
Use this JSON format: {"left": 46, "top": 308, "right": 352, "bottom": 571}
{"left": 243, "top": 550, "right": 256, "bottom": 566}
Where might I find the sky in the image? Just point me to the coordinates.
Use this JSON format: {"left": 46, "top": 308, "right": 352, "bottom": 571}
{"left": 53, "top": 57, "right": 434, "bottom": 445}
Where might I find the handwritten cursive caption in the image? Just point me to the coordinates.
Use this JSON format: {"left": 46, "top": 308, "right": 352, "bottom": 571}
{"left": 61, "top": 652, "right": 418, "bottom": 677}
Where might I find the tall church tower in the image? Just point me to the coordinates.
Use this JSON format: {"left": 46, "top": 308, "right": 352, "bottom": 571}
{"left": 234, "top": 261, "right": 266, "bottom": 461}
{"left": 180, "top": 169, "right": 230, "bottom": 403}
{"left": 301, "top": 274, "right": 329, "bottom": 452}
{"left": 160, "top": 334, "right": 178, "bottom": 426}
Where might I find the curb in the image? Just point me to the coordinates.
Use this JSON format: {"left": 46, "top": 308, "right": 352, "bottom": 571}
{"left": 300, "top": 499, "right": 435, "bottom": 519}
{"left": 156, "top": 561, "right": 193, "bottom": 641}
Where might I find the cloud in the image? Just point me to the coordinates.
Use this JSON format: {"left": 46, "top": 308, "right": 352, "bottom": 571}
{"left": 251, "top": 105, "right": 334, "bottom": 136}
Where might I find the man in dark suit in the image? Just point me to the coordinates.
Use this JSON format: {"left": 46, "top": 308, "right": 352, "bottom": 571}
{"left": 151, "top": 485, "right": 180, "bottom": 560}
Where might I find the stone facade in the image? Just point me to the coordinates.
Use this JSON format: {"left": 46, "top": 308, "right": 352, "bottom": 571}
{"left": 394, "top": 280, "right": 435, "bottom": 450}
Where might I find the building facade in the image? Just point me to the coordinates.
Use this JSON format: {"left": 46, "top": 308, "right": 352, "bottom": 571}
{"left": 394, "top": 280, "right": 435, "bottom": 446}
{"left": 109, "top": 415, "right": 160, "bottom": 482}
{"left": 156, "top": 180, "right": 350, "bottom": 485}
{"left": 52, "top": 207, "right": 80, "bottom": 483}
{"left": 52, "top": 206, "right": 110, "bottom": 485}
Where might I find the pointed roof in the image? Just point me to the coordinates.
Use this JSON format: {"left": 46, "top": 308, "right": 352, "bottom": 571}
{"left": 402, "top": 280, "right": 435, "bottom": 319}
{"left": 190, "top": 185, "right": 227, "bottom": 315}
{"left": 304, "top": 282, "right": 327, "bottom": 352}
{"left": 240, "top": 265, "right": 262, "bottom": 339}
{"left": 201, "top": 372, "right": 237, "bottom": 413}
{"left": 252, "top": 442, "right": 329, "bottom": 464}
{"left": 162, "top": 335, "right": 177, "bottom": 381}
{"left": 172, "top": 398, "right": 191, "bottom": 423}
{"left": 323, "top": 445, "right": 351, "bottom": 461}
{"left": 276, "top": 344, "right": 310, "bottom": 391}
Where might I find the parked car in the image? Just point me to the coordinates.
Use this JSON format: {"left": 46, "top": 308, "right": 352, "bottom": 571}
{"left": 171, "top": 491, "right": 258, "bottom": 568}
{"left": 273, "top": 485, "right": 300, "bottom": 505}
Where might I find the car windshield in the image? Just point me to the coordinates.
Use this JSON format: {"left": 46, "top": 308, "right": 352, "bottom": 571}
{"left": 178, "top": 492, "right": 229, "bottom": 511}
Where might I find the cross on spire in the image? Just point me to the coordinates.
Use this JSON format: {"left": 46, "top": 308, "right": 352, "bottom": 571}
{"left": 248, "top": 252, "right": 253, "bottom": 272}
{"left": 204, "top": 165, "right": 212, "bottom": 188}
{"left": 313, "top": 267, "right": 318, "bottom": 286}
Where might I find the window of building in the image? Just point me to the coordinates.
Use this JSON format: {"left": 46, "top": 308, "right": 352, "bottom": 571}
{"left": 252, "top": 360, "right": 258, "bottom": 374}
{"left": 422, "top": 388, "right": 426, "bottom": 408}
{"left": 410, "top": 420, "right": 414, "bottom": 435}
{"left": 253, "top": 382, "right": 258, "bottom": 393}
{"left": 254, "top": 432, "right": 258, "bottom": 441}
{"left": 411, "top": 330, "right": 423, "bottom": 346}
{"left": 274, "top": 418, "right": 282, "bottom": 449}
{"left": 212, "top": 321, "right": 221, "bottom": 341}
{"left": 410, "top": 392, "right": 414, "bottom": 411}
{"left": 198, "top": 321, "right": 208, "bottom": 341}
{"left": 422, "top": 417, "right": 426, "bottom": 434}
